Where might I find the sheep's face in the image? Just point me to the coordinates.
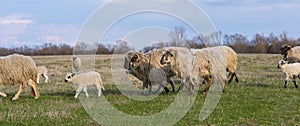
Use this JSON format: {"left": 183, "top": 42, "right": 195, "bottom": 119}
{"left": 160, "top": 50, "right": 175, "bottom": 65}
{"left": 280, "top": 44, "right": 292, "bottom": 57}
{"left": 124, "top": 51, "right": 134, "bottom": 70}
{"left": 277, "top": 60, "right": 288, "bottom": 69}
{"left": 64, "top": 73, "right": 75, "bottom": 82}
{"left": 128, "top": 53, "right": 144, "bottom": 70}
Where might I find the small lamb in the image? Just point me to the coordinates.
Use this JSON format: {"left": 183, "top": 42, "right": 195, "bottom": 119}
{"left": 37, "top": 66, "right": 49, "bottom": 84}
{"left": 277, "top": 60, "right": 300, "bottom": 88}
{"left": 64, "top": 71, "right": 105, "bottom": 98}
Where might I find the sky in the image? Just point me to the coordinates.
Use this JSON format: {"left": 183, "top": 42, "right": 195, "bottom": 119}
{"left": 0, "top": 0, "right": 299, "bottom": 48}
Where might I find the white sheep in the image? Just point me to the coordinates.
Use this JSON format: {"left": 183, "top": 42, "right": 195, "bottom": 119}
{"left": 161, "top": 46, "right": 229, "bottom": 94}
{"left": 160, "top": 47, "right": 194, "bottom": 94}
{"left": 193, "top": 46, "right": 239, "bottom": 85}
{"left": 277, "top": 60, "right": 300, "bottom": 88}
{"left": 280, "top": 44, "right": 300, "bottom": 62}
{"left": 72, "top": 56, "right": 82, "bottom": 72}
{"left": 0, "top": 54, "right": 40, "bottom": 100}
{"left": 124, "top": 49, "right": 176, "bottom": 95}
{"left": 190, "top": 47, "right": 227, "bottom": 93}
{"left": 37, "top": 66, "right": 49, "bottom": 84}
{"left": 64, "top": 71, "right": 105, "bottom": 98}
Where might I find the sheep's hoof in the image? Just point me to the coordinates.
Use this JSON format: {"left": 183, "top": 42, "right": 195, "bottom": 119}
{"left": 140, "top": 92, "right": 147, "bottom": 96}
{"left": 295, "top": 85, "right": 299, "bottom": 88}
{"left": 34, "top": 96, "right": 40, "bottom": 99}
{"left": 235, "top": 78, "right": 239, "bottom": 83}
{"left": 1, "top": 94, "right": 7, "bottom": 97}
{"left": 12, "top": 97, "right": 18, "bottom": 101}
{"left": 227, "top": 80, "right": 232, "bottom": 84}
{"left": 284, "top": 86, "right": 287, "bottom": 88}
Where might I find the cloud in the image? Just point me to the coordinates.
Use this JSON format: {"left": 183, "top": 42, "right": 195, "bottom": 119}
{"left": 0, "top": 13, "right": 33, "bottom": 25}
{"left": 0, "top": 13, "right": 78, "bottom": 47}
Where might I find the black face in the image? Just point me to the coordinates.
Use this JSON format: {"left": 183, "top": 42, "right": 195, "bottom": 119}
{"left": 160, "top": 52, "right": 173, "bottom": 65}
{"left": 160, "top": 54, "right": 167, "bottom": 65}
{"left": 278, "top": 60, "right": 287, "bottom": 69}
{"left": 280, "top": 45, "right": 291, "bottom": 56}
{"left": 280, "top": 47, "right": 288, "bottom": 55}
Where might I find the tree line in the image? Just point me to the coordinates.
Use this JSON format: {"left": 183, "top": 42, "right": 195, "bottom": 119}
{"left": 0, "top": 29, "right": 299, "bottom": 56}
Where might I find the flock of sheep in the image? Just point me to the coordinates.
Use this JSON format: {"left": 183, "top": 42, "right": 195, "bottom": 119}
{"left": 0, "top": 54, "right": 104, "bottom": 100}
{"left": 125, "top": 44, "right": 300, "bottom": 95}
{"left": 124, "top": 46, "right": 239, "bottom": 95}
{"left": 0, "top": 44, "right": 299, "bottom": 100}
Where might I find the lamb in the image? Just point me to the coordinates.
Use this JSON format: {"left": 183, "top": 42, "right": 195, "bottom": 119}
{"left": 0, "top": 54, "right": 40, "bottom": 100}
{"left": 277, "top": 60, "right": 300, "bottom": 88}
{"left": 37, "top": 66, "right": 49, "bottom": 83}
{"left": 124, "top": 50, "right": 176, "bottom": 95}
{"left": 280, "top": 44, "right": 300, "bottom": 62}
{"left": 72, "top": 56, "right": 82, "bottom": 72}
{"left": 64, "top": 71, "right": 105, "bottom": 98}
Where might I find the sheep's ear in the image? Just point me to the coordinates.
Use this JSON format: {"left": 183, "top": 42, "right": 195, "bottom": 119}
{"left": 131, "top": 53, "right": 140, "bottom": 62}
{"left": 71, "top": 73, "right": 76, "bottom": 77}
{"left": 168, "top": 50, "right": 175, "bottom": 57}
{"left": 287, "top": 45, "right": 292, "bottom": 50}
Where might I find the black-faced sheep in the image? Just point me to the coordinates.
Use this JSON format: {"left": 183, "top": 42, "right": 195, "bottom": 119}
{"left": 64, "top": 71, "right": 105, "bottom": 98}
{"left": 0, "top": 54, "right": 40, "bottom": 100}
{"left": 37, "top": 66, "right": 49, "bottom": 84}
{"left": 72, "top": 56, "right": 82, "bottom": 72}
{"left": 280, "top": 44, "right": 300, "bottom": 62}
{"left": 160, "top": 47, "right": 194, "bottom": 94}
{"left": 277, "top": 60, "right": 300, "bottom": 88}
{"left": 124, "top": 50, "right": 176, "bottom": 95}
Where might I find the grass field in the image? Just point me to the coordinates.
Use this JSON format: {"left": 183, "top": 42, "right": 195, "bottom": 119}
{"left": 0, "top": 54, "right": 299, "bottom": 125}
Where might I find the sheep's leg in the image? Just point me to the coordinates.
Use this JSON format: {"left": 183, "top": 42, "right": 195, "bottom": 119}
{"left": 178, "top": 80, "right": 184, "bottom": 92}
{"left": 203, "top": 77, "right": 212, "bottom": 94}
{"left": 284, "top": 76, "right": 289, "bottom": 88}
{"left": 28, "top": 79, "right": 40, "bottom": 99}
{"left": 152, "top": 84, "right": 162, "bottom": 94}
{"left": 188, "top": 83, "right": 194, "bottom": 95}
{"left": 284, "top": 80, "right": 288, "bottom": 88}
{"left": 292, "top": 75, "right": 299, "bottom": 88}
{"left": 98, "top": 88, "right": 102, "bottom": 97}
{"left": 222, "top": 81, "right": 226, "bottom": 93}
{"left": 202, "top": 78, "right": 206, "bottom": 85}
{"left": 159, "top": 83, "right": 170, "bottom": 95}
{"left": 43, "top": 74, "right": 49, "bottom": 83}
{"left": 141, "top": 82, "right": 147, "bottom": 95}
{"left": 83, "top": 87, "right": 89, "bottom": 98}
{"left": 0, "top": 92, "right": 7, "bottom": 97}
{"left": 227, "top": 72, "right": 234, "bottom": 84}
{"left": 148, "top": 84, "right": 153, "bottom": 95}
{"left": 167, "top": 78, "right": 175, "bottom": 93}
{"left": 37, "top": 74, "right": 40, "bottom": 84}
{"left": 12, "top": 84, "right": 25, "bottom": 101}
{"left": 293, "top": 80, "right": 299, "bottom": 88}
{"left": 96, "top": 84, "right": 102, "bottom": 97}
{"left": 75, "top": 87, "right": 83, "bottom": 99}
{"left": 234, "top": 73, "right": 239, "bottom": 83}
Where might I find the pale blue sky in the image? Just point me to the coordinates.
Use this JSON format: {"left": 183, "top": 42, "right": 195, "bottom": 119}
{"left": 0, "top": 0, "right": 299, "bottom": 48}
